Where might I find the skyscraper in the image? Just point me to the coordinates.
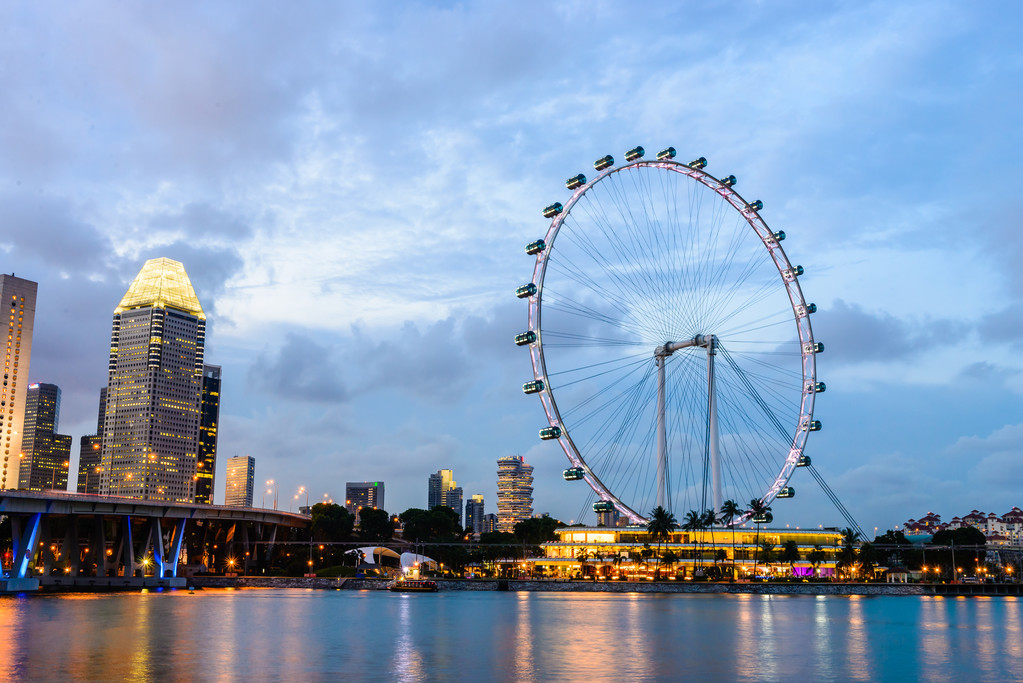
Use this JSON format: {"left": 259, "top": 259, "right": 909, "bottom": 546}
{"left": 17, "top": 383, "right": 72, "bottom": 491}
{"left": 496, "top": 455, "right": 533, "bottom": 533}
{"left": 195, "top": 365, "right": 221, "bottom": 504}
{"left": 225, "top": 455, "right": 255, "bottom": 507}
{"left": 99, "top": 258, "right": 207, "bottom": 502}
{"left": 346, "top": 481, "right": 384, "bottom": 523}
{"left": 428, "top": 469, "right": 464, "bottom": 526}
{"left": 76, "top": 388, "right": 106, "bottom": 494}
{"left": 0, "top": 274, "right": 37, "bottom": 490}
{"left": 465, "top": 494, "right": 485, "bottom": 535}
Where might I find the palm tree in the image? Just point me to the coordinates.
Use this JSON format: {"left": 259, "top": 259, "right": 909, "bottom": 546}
{"left": 647, "top": 506, "right": 679, "bottom": 579}
{"left": 781, "top": 540, "right": 801, "bottom": 577}
{"left": 720, "top": 499, "right": 743, "bottom": 581}
{"left": 576, "top": 548, "right": 590, "bottom": 579}
{"left": 748, "top": 498, "right": 772, "bottom": 579}
{"left": 807, "top": 545, "right": 825, "bottom": 578}
{"left": 611, "top": 551, "right": 624, "bottom": 579}
{"left": 857, "top": 541, "right": 877, "bottom": 581}
{"left": 682, "top": 509, "right": 702, "bottom": 570}
{"left": 837, "top": 527, "right": 861, "bottom": 580}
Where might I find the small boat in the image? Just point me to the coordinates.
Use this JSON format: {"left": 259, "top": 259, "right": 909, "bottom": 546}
{"left": 389, "top": 579, "right": 438, "bottom": 593}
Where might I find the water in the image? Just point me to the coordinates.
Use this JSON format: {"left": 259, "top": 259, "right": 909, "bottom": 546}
{"left": 1, "top": 589, "right": 1021, "bottom": 681}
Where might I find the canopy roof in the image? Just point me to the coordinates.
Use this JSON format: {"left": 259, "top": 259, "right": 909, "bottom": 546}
{"left": 115, "top": 257, "right": 205, "bottom": 319}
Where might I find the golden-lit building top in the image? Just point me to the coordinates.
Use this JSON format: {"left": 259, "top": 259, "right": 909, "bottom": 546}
{"left": 114, "top": 257, "right": 206, "bottom": 319}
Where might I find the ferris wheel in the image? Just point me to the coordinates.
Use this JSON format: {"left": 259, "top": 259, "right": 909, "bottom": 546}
{"left": 515, "top": 146, "right": 823, "bottom": 525}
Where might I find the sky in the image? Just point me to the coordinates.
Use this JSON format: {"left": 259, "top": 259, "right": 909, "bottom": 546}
{"left": 2, "top": 1, "right": 1022, "bottom": 534}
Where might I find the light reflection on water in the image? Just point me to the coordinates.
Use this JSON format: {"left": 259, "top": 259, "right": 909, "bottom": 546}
{"left": 1, "top": 590, "right": 1022, "bottom": 681}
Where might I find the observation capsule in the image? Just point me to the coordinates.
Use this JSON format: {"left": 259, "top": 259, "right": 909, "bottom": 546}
{"left": 720, "top": 175, "right": 737, "bottom": 187}
{"left": 688, "top": 157, "right": 707, "bottom": 169}
{"left": 796, "top": 454, "right": 811, "bottom": 467}
{"left": 803, "top": 420, "right": 822, "bottom": 432}
{"left": 516, "top": 283, "right": 537, "bottom": 299}
{"left": 594, "top": 155, "right": 614, "bottom": 171}
{"left": 803, "top": 342, "right": 824, "bottom": 354}
{"left": 593, "top": 501, "right": 615, "bottom": 513}
{"left": 540, "top": 426, "right": 562, "bottom": 440}
{"left": 563, "top": 467, "right": 585, "bottom": 481}
{"left": 784, "top": 265, "right": 805, "bottom": 280}
{"left": 798, "top": 303, "right": 817, "bottom": 317}
{"left": 624, "top": 146, "right": 645, "bottom": 162}
{"left": 749, "top": 200, "right": 763, "bottom": 211}
{"left": 566, "top": 174, "right": 586, "bottom": 190}
{"left": 772, "top": 231, "right": 786, "bottom": 242}
{"left": 752, "top": 512, "right": 773, "bottom": 525}
{"left": 514, "top": 331, "right": 537, "bottom": 346}
{"left": 525, "top": 239, "right": 546, "bottom": 255}
{"left": 656, "top": 147, "right": 676, "bottom": 160}
{"left": 543, "top": 202, "right": 563, "bottom": 219}
{"left": 777, "top": 487, "right": 795, "bottom": 499}
{"left": 522, "top": 380, "right": 545, "bottom": 394}
{"left": 805, "top": 381, "right": 826, "bottom": 394}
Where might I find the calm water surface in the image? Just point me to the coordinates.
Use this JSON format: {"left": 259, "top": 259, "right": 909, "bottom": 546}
{"left": 1, "top": 589, "right": 1021, "bottom": 681}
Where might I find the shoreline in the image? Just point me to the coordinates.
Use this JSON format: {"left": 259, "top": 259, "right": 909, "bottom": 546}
{"left": 7, "top": 575, "right": 1020, "bottom": 597}
{"left": 187, "top": 576, "right": 1023, "bottom": 597}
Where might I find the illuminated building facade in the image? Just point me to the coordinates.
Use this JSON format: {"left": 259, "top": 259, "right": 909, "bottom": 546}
{"left": 346, "top": 481, "right": 384, "bottom": 523}
{"left": 17, "top": 383, "right": 72, "bottom": 491}
{"left": 225, "top": 455, "right": 255, "bottom": 507}
{"left": 537, "top": 526, "right": 844, "bottom": 579}
{"left": 0, "top": 274, "right": 37, "bottom": 490}
{"left": 465, "top": 494, "right": 485, "bottom": 534}
{"left": 76, "top": 388, "right": 106, "bottom": 494}
{"left": 428, "top": 469, "right": 463, "bottom": 526}
{"left": 195, "top": 364, "right": 221, "bottom": 504}
{"left": 497, "top": 455, "right": 533, "bottom": 532}
{"left": 99, "top": 258, "right": 206, "bottom": 502}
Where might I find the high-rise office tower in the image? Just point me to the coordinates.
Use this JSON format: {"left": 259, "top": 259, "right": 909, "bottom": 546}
{"left": 496, "top": 455, "right": 533, "bottom": 532}
{"left": 428, "top": 469, "right": 464, "bottom": 526}
{"left": 0, "top": 274, "right": 37, "bottom": 489}
{"left": 195, "top": 365, "right": 221, "bottom": 504}
{"left": 346, "top": 481, "right": 384, "bottom": 523}
{"left": 76, "top": 388, "right": 106, "bottom": 494}
{"left": 99, "top": 258, "right": 206, "bottom": 502}
{"left": 224, "top": 455, "right": 255, "bottom": 507}
{"left": 17, "top": 383, "right": 72, "bottom": 491}
{"left": 465, "top": 494, "right": 485, "bottom": 534}
{"left": 483, "top": 513, "right": 498, "bottom": 534}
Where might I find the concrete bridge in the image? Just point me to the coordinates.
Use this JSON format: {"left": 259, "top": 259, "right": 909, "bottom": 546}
{"left": 0, "top": 490, "right": 309, "bottom": 592}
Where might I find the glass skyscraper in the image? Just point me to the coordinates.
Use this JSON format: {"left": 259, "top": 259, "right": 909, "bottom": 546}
{"left": 17, "top": 383, "right": 72, "bottom": 491}
{"left": 428, "top": 469, "right": 463, "bottom": 526}
{"left": 195, "top": 364, "right": 221, "bottom": 504}
{"left": 99, "top": 258, "right": 207, "bottom": 502}
{"left": 0, "top": 273, "right": 37, "bottom": 490}
{"left": 225, "top": 455, "right": 255, "bottom": 507}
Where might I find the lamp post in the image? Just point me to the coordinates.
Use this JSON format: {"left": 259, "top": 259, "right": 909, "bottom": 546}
{"left": 266, "top": 480, "right": 278, "bottom": 510}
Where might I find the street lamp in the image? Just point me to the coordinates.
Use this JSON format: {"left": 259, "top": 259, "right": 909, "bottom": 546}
{"left": 266, "top": 480, "right": 279, "bottom": 510}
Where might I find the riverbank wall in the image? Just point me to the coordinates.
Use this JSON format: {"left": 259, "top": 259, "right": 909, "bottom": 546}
{"left": 185, "top": 576, "right": 1023, "bottom": 597}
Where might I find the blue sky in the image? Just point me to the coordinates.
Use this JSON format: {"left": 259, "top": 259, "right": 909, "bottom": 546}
{"left": 2, "top": 1, "right": 1022, "bottom": 533}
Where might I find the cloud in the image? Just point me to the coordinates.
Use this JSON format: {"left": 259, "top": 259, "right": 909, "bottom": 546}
{"left": 0, "top": 193, "right": 113, "bottom": 272}
{"left": 812, "top": 299, "right": 963, "bottom": 363}
{"left": 247, "top": 332, "right": 348, "bottom": 403}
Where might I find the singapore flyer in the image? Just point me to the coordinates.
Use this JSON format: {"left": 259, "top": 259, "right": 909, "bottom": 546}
{"left": 515, "top": 146, "right": 823, "bottom": 525}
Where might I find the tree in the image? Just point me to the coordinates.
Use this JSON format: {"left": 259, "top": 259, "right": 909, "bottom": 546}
{"left": 514, "top": 514, "right": 564, "bottom": 545}
{"left": 857, "top": 541, "right": 878, "bottom": 580}
{"left": 932, "top": 526, "right": 986, "bottom": 547}
{"left": 647, "top": 506, "right": 679, "bottom": 579}
{"left": 720, "top": 499, "right": 743, "bottom": 580}
{"left": 781, "top": 540, "right": 801, "bottom": 576}
{"left": 807, "top": 545, "right": 826, "bottom": 578}
{"left": 836, "top": 527, "right": 861, "bottom": 580}
{"left": 310, "top": 503, "right": 354, "bottom": 543}
{"left": 358, "top": 508, "right": 393, "bottom": 541}
{"left": 683, "top": 510, "right": 702, "bottom": 567}
{"left": 759, "top": 542, "right": 776, "bottom": 569}
{"left": 400, "top": 506, "right": 461, "bottom": 542}
{"left": 748, "top": 499, "right": 772, "bottom": 578}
